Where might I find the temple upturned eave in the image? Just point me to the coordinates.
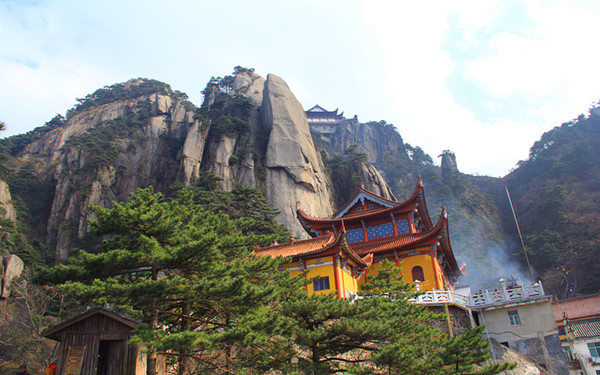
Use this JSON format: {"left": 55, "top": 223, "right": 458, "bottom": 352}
{"left": 252, "top": 232, "right": 369, "bottom": 268}
{"left": 296, "top": 203, "right": 417, "bottom": 232}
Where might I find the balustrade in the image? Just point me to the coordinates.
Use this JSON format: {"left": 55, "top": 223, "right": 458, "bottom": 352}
{"left": 410, "top": 281, "right": 545, "bottom": 308}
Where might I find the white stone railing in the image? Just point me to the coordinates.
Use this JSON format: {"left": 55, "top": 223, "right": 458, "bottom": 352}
{"left": 410, "top": 281, "right": 546, "bottom": 309}
{"left": 409, "top": 289, "right": 471, "bottom": 306}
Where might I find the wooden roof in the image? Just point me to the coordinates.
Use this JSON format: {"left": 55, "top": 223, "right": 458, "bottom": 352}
{"left": 252, "top": 232, "right": 371, "bottom": 268}
{"left": 42, "top": 307, "right": 141, "bottom": 341}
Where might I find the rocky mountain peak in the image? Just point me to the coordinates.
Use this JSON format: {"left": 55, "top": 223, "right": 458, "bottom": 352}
{"left": 440, "top": 150, "right": 459, "bottom": 180}
{"left": 1, "top": 68, "right": 396, "bottom": 261}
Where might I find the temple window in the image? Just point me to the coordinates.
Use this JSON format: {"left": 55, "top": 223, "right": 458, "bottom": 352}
{"left": 589, "top": 342, "right": 600, "bottom": 358}
{"left": 346, "top": 228, "right": 365, "bottom": 243}
{"left": 366, "top": 222, "right": 394, "bottom": 240}
{"left": 314, "top": 277, "right": 330, "bottom": 291}
{"left": 412, "top": 266, "right": 424, "bottom": 282}
{"left": 397, "top": 219, "right": 410, "bottom": 234}
{"left": 508, "top": 310, "right": 521, "bottom": 326}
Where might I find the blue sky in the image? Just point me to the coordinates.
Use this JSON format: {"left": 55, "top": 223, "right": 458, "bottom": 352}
{"left": 1, "top": 0, "right": 600, "bottom": 177}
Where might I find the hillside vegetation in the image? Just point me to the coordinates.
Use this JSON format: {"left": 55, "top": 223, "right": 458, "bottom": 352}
{"left": 502, "top": 106, "right": 600, "bottom": 297}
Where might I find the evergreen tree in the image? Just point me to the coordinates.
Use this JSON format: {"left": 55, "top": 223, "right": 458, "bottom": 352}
{"left": 36, "top": 187, "right": 288, "bottom": 374}
{"left": 358, "top": 261, "right": 514, "bottom": 375}
{"left": 437, "top": 326, "right": 515, "bottom": 374}
{"left": 36, "top": 189, "right": 512, "bottom": 375}
{"left": 358, "top": 260, "right": 444, "bottom": 375}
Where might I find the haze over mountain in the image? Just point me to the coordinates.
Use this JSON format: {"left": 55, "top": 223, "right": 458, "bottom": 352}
{"left": 1, "top": 67, "right": 599, "bottom": 296}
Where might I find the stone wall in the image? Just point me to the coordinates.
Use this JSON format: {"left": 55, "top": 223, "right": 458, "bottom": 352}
{"left": 427, "top": 304, "right": 474, "bottom": 336}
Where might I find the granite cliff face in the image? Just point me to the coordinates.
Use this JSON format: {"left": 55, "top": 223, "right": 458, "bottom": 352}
{"left": 323, "top": 118, "right": 407, "bottom": 166}
{"left": 260, "top": 74, "right": 333, "bottom": 232}
{"left": 17, "top": 82, "right": 198, "bottom": 261}
{"left": 3, "top": 71, "right": 393, "bottom": 261}
{"left": 197, "top": 71, "right": 335, "bottom": 235}
{"left": 0, "top": 179, "right": 16, "bottom": 222}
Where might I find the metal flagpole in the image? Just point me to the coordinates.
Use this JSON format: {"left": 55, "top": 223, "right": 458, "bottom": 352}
{"left": 505, "top": 186, "right": 535, "bottom": 285}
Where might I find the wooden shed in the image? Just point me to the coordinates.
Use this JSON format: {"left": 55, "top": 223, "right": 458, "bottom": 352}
{"left": 42, "top": 307, "right": 157, "bottom": 375}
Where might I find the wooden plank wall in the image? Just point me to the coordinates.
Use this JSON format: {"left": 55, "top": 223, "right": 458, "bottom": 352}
{"left": 55, "top": 334, "right": 99, "bottom": 375}
{"left": 54, "top": 313, "right": 134, "bottom": 375}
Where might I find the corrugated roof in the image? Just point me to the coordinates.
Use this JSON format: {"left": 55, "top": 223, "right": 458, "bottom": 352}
{"left": 569, "top": 319, "right": 600, "bottom": 339}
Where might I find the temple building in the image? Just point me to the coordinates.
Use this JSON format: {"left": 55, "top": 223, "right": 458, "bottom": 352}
{"left": 305, "top": 104, "right": 345, "bottom": 124}
{"left": 253, "top": 178, "right": 463, "bottom": 296}
{"left": 305, "top": 105, "right": 346, "bottom": 138}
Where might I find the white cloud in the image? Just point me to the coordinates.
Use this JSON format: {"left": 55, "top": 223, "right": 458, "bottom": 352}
{"left": 1, "top": 0, "right": 599, "bottom": 177}
{"left": 463, "top": 1, "right": 600, "bottom": 123}
{"left": 358, "top": 1, "right": 600, "bottom": 176}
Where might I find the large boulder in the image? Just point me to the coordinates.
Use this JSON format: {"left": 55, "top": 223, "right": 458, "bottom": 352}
{"left": 0, "top": 180, "right": 16, "bottom": 221}
{"left": 261, "top": 74, "right": 334, "bottom": 237}
{"left": 360, "top": 163, "right": 397, "bottom": 201}
{"left": 1, "top": 254, "right": 24, "bottom": 299}
{"left": 233, "top": 71, "right": 265, "bottom": 107}
{"left": 179, "top": 119, "right": 210, "bottom": 186}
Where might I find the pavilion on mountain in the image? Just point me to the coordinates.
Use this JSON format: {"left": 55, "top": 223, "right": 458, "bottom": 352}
{"left": 253, "top": 177, "right": 464, "bottom": 297}
{"left": 305, "top": 104, "right": 345, "bottom": 124}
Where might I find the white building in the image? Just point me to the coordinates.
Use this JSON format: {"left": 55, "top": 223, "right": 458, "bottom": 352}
{"left": 413, "top": 280, "right": 569, "bottom": 374}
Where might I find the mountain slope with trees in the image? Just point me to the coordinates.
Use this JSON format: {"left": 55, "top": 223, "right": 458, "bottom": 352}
{"left": 499, "top": 105, "right": 600, "bottom": 297}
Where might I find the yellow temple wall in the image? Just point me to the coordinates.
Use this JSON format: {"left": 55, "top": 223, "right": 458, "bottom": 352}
{"left": 305, "top": 256, "right": 337, "bottom": 295}
{"left": 339, "top": 265, "right": 359, "bottom": 297}
{"left": 399, "top": 253, "right": 440, "bottom": 291}
{"left": 359, "top": 249, "right": 445, "bottom": 291}
{"left": 283, "top": 260, "right": 303, "bottom": 278}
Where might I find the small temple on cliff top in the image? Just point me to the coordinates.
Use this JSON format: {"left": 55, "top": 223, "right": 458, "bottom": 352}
{"left": 252, "top": 177, "right": 464, "bottom": 298}
{"left": 305, "top": 104, "right": 345, "bottom": 124}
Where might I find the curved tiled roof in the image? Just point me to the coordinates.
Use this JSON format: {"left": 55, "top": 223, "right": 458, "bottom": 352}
{"left": 350, "top": 208, "right": 446, "bottom": 256}
{"left": 331, "top": 178, "right": 421, "bottom": 219}
{"left": 297, "top": 178, "right": 430, "bottom": 236}
{"left": 348, "top": 207, "right": 461, "bottom": 277}
{"left": 297, "top": 203, "right": 415, "bottom": 225}
{"left": 252, "top": 232, "right": 369, "bottom": 268}
{"left": 291, "top": 178, "right": 461, "bottom": 278}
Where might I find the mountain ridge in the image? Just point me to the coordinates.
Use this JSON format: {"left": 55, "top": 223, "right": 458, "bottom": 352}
{"left": 1, "top": 68, "right": 599, "bottom": 296}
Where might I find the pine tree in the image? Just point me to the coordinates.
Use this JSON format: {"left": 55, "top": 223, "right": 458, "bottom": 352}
{"left": 357, "top": 260, "right": 514, "bottom": 375}
{"left": 358, "top": 260, "right": 444, "bottom": 375}
{"left": 437, "top": 326, "right": 515, "bottom": 374}
{"left": 37, "top": 187, "right": 288, "bottom": 374}
{"left": 36, "top": 188, "right": 513, "bottom": 375}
